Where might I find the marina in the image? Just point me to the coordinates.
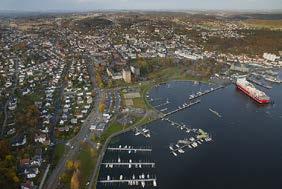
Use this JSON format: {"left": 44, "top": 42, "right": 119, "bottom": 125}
{"left": 97, "top": 80, "right": 282, "bottom": 189}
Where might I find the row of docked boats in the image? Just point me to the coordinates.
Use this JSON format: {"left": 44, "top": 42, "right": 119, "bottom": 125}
{"left": 169, "top": 136, "right": 212, "bottom": 157}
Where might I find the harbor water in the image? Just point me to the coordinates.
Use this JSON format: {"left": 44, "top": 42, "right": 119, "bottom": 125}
{"left": 97, "top": 81, "right": 282, "bottom": 189}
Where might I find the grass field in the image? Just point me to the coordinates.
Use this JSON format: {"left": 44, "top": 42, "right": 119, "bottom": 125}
{"left": 244, "top": 19, "right": 282, "bottom": 29}
{"left": 98, "top": 121, "right": 125, "bottom": 144}
{"left": 77, "top": 143, "right": 98, "bottom": 188}
{"left": 148, "top": 66, "right": 208, "bottom": 82}
{"left": 53, "top": 143, "right": 66, "bottom": 165}
{"left": 132, "top": 97, "right": 146, "bottom": 109}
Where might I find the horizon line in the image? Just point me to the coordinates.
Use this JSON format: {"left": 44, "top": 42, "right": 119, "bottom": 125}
{"left": 1, "top": 8, "right": 282, "bottom": 14}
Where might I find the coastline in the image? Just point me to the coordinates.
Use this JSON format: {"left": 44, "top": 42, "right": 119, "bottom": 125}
{"left": 90, "top": 78, "right": 213, "bottom": 188}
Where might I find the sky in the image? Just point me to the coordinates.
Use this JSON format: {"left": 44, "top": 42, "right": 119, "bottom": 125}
{"left": 0, "top": 0, "right": 282, "bottom": 12}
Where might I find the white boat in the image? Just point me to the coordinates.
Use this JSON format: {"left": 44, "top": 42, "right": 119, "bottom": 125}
{"left": 119, "top": 175, "right": 123, "bottom": 180}
{"left": 141, "top": 181, "right": 145, "bottom": 188}
{"left": 172, "top": 152, "right": 177, "bottom": 156}
{"left": 153, "top": 180, "right": 157, "bottom": 187}
{"left": 143, "top": 128, "right": 149, "bottom": 132}
{"left": 192, "top": 142, "right": 198, "bottom": 148}
{"left": 135, "top": 132, "right": 141, "bottom": 136}
{"left": 169, "top": 146, "right": 174, "bottom": 150}
{"left": 107, "top": 175, "right": 110, "bottom": 181}
{"left": 178, "top": 149, "right": 185, "bottom": 153}
{"left": 175, "top": 144, "right": 180, "bottom": 148}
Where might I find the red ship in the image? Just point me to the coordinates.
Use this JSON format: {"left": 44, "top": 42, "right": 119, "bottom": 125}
{"left": 236, "top": 78, "right": 270, "bottom": 104}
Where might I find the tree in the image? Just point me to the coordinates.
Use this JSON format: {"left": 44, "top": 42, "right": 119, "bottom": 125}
{"left": 73, "top": 161, "right": 81, "bottom": 170}
{"left": 70, "top": 170, "right": 80, "bottom": 189}
{"left": 66, "top": 160, "right": 74, "bottom": 170}
{"left": 17, "top": 104, "right": 40, "bottom": 129}
{"left": 108, "top": 79, "right": 113, "bottom": 88}
{"left": 0, "top": 140, "right": 10, "bottom": 159}
{"left": 99, "top": 102, "right": 105, "bottom": 113}
{"left": 0, "top": 154, "right": 19, "bottom": 188}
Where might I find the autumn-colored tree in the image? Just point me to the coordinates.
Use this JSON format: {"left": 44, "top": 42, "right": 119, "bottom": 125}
{"left": 0, "top": 140, "right": 10, "bottom": 159}
{"left": 73, "top": 160, "right": 81, "bottom": 170}
{"left": 66, "top": 160, "right": 74, "bottom": 170}
{"left": 98, "top": 102, "right": 105, "bottom": 113}
{"left": 17, "top": 104, "right": 40, "bottom": 129}
{"left": 0, "top": 154, "right": 19, "bottom": 188}
{"left": 60, "top": 172, "right": 71, "bottom": 183}
{"left": 70, "top": 170, "right": 80, "bottom": 189}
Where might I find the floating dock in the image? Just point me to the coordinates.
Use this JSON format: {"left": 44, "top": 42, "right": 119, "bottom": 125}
{"left": 107, "top": 146, "right": 152, "bottom": 153}
{"left": 102, "top": 162, "right": 155, "bottom": 168}
{"left": 188, "top": 85, "right": 224, "bottom": 100}
{"left": 169, "top": 136, "right": 212, "bottom": 156}
{"left": 209, "top": 108, "right": 222, "bottom": 118}
{"left": 154, "top": 100, "right": 170, "bottom": 108}
{"left": 99, "top": 178, "right": 157, "bottom": 187}
{"left": 247, "top": 78, "right": 272, "bottom": 89}
{"left": 162, "top": 100, "right": 201, "bottom": 117}
{"left": 134, "top": 128, "right": 151, "bottom": 138}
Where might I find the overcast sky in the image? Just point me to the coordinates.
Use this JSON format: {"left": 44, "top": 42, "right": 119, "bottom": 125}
{"left": 1, "top": 0, "right": 282, "bottom": 11}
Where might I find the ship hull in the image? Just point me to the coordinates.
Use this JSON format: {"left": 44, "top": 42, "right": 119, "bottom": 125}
{"left": 236, "top": 84, "right": 270, "bottom": 104}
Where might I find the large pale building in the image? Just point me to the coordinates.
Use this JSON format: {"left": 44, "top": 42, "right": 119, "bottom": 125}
{"left": 122, "top": 69, "right": 132, "bottom": 83}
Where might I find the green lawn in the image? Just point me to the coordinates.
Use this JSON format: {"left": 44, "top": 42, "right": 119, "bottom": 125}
{"left": 98, "top": 121, "right": 124, "bottom": 144}
{"left": 77, "top": 143, "right": 98, "bottom": 188}
{"left": 148, "top": 66, "right": 202, "bottom": 82}
{"left": 132, "top": 97, "right": 145, "bottom": 109}
{"left": 53, "top": 143, "right": 66, "bottom": 165}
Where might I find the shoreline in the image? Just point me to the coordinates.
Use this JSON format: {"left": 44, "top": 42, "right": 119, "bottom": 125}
{"left": 90, "top": 78, "right": 214, "bottom": 188}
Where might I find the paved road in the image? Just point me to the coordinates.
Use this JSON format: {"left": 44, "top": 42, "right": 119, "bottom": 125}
{"left": 44, "top": 58, "right": 103, "bottom": 189}
{"left": 44, "top": 80, "right": 156, "bottom": 189}
{"left": 44, "top": 89, "right": 104, "bottom": 189}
